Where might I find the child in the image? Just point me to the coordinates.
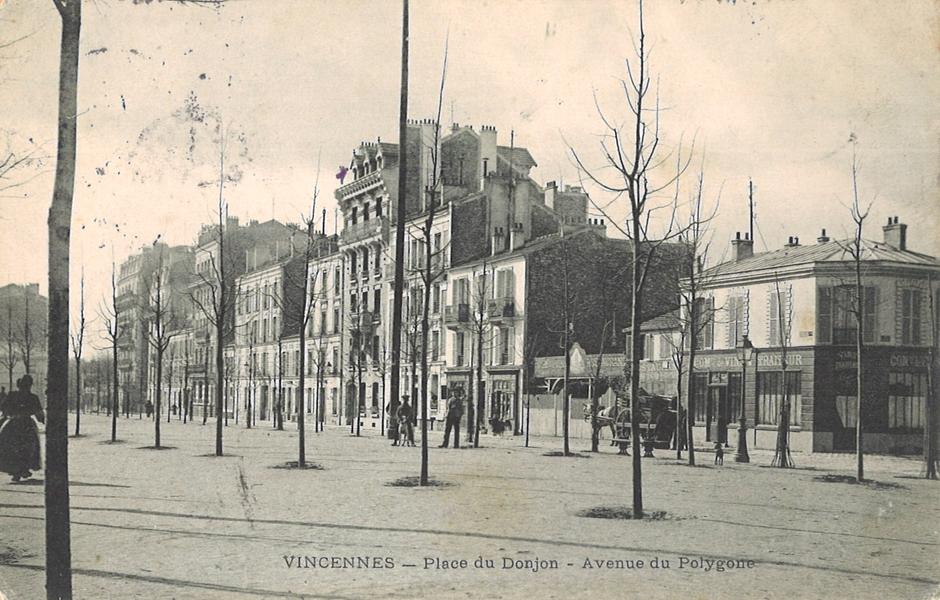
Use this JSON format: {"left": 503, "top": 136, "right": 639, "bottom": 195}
{"left": 713, "top": 441, "right": 724, "bottom": 466}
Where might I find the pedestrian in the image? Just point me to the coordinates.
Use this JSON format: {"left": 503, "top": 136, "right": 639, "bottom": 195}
{"left": 387, "top": 401, "right": 401, "bottom": 446}
{"left": 145, "top": 399, "right": 153, "bottom": 418}
{"left": 0, "top": 375, "right": 45, "bottom": 482}
{"left": 439, "top": 392, "right": 463, "bottom": 448}
{"left": 713, "top": 440, "right": 724, "bottom": 466}
{"left": 397, "top": 396, "right": 415, "bottom": 447}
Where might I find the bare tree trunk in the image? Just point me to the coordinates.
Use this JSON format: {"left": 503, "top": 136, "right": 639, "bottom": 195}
{"left": 629, "top": 222, "right": 644, "bottom": 518}
{"left": 155, "top": 347, "right": 163, "bottom": 448}
{"left": 855, "top": 260, "right": 864, "bottom": 481}
{"left": 46, "top": 1, "right": 81, "bottom": 597}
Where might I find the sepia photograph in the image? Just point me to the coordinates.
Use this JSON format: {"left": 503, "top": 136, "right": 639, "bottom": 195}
{"left": 0, "top": 1, "right": 938, "bottom": 598}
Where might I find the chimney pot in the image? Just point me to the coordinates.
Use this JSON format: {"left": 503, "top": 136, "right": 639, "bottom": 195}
{"left": 731, "top": 231, "right": 754, "bottom": 261}
{"left": 883, "top": 216, "right": 907, "bottom": 250}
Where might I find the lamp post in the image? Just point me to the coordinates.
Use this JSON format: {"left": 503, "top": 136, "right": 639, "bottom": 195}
{"left": 735, "top": 335, "right": 754, "bottom": 463}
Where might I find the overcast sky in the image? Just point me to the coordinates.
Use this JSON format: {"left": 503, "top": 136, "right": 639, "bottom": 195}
{"left": 0, "top": 0, "right": 937, "bottom": 333}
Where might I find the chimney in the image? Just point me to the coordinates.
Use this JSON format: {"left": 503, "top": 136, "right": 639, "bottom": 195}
{"left": 544, "top": 181, "right": 557, "bottom": 210}
{"left": 817, "top": 228, "right": 830, "bottom": 244}
{"left": 883, "top": 216, "right": 907, "bottom": 250}
{"left": 479, "top": 125, "right": 497, "bottom": 189}
{"left": 492, "top": 226, "right": 505, "bottom": 256}
{"left": 509, "top": 222, "right": 525, "bottom": 250}
{"left": 784, "top": 236, "right": 800, "bottom": 248}
{"left": 731, "top": 231, "right": 754, "bottom": 261}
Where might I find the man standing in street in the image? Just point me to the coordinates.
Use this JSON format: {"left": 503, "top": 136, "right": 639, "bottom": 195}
{"left": 439, "top": 391, "right": 463, "bottom": 449}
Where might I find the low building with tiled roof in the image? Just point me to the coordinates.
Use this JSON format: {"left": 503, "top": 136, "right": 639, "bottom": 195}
{"left": 683, "top": 217, "right": 939, "bottom": 454}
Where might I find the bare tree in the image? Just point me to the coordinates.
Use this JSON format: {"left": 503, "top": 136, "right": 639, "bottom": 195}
{"left": 769, "top": 274, "right": 796, "bottom": 468}
{"left": 0, "top": 302, "right": 18, "bottom": 391}
{"left": 69, "top": 268, "right": 85, "bottom": 436}
{"left": 98, "top": 259, "right": 122, "bottom": 443}
{"left": 463, "top": 262, "right": 495, "bottom": 448}
{"left": 660, "top": 171, "right": 719, "bottom": 466}
{"left": 188, "top": 141, "right": 237, "bottom": 456}
{"left": 346, "top": 293, "right": 368, "bottom": 438}
{"left": 569, "top": 0, "right": 690, "bottom": 517}
{"left": 146, "top": 244, "right": 176, "bottom": 448}
{"left": 275, "top": 175, "right": 325, "bottom": 465}
{"left": 19, "top": 286, "right": 36, "bottom": 374}
{"left": 835, "top": 140, "right": 871, "bottom": 480}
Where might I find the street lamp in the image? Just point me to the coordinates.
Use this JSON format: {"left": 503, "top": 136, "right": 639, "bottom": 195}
{"left": 735, "top": 335, "right": 754, "bottom": 463}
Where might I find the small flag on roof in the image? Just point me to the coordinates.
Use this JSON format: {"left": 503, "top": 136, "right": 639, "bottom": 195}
{"left": 336, "top": 165, "right": 349, "bottom": 184}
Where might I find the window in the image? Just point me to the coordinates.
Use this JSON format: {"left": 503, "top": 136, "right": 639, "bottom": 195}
{"left": 320, "top": 311, "right": 327, "bottom": 335}
{"left": 333, "top": 308, "right": 340, "bottom": 334}
{"left": 822, "top": 285, "right": 876, "bottom": 345}
{"left": 432, "top": 283, "right": 441, "bottom": 314}
{"left": 372, "top": 335, "right": 380, "bottom": 363}
{"left": 363, "top": 202, "right": 370, "bottom": 221}
{"left": 756, "top": 371, "right": 801, "bottom": 426}
{"left": 693, "top": 297, "right": 715, "bottom": 350}
{"left": 888, "top": 372, "right": 927, "bottom": 430}
{"left": 376, "top": 197, "right": 383, "bottom": 218}
{"left": 456, "top": 332, "right": 465, "bottom": 366}
{"left": 453, "top": 278, "right": 469, "bottom": 305}
{"left": 643, "top": 334, "right": 655, "bottom": 362}
{"left": 334, "top": 268, "right": 341, "bottom": 294}
{"left": 496, "top": 269, "right": 515, "bottom": 299}
{"left": 431, "top": 331, "right": 440, "bottom": 361}
{"left": 659, "top": 333, "right": 673, "bottom": 360}
{"left": 350, "top": 293, "right": 357, "bottom": 313}
{"left": 498, "top": 327, "right": 512, "bottom": 365}
{"left": 362, "top": 291, "right": 369, "bottom": 315}
{"left": 727, "top": 294, "right": 746, "bottom": 347}
{"left": 374, "top": 289, "right": 381, "bottom": 315}
{"left": 901, "top": 289, "right": 922, "bottom": 345}
{"left": 272, "top": 316, "right": 278, "bottom": 340}
{"left": 768, "top": 289, "right": 788, "bottom": 346}
{"left": 351, "top": 207, "right": 358, "bottom": 225}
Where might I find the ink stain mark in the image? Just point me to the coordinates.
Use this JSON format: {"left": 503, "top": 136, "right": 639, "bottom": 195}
{"left": 87, "top": 47, "right": 108, "bottom": 56}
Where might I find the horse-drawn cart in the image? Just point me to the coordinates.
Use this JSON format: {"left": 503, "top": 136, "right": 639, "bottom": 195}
{"left": 584, "top": 391, "right": 677, "bottom": 457}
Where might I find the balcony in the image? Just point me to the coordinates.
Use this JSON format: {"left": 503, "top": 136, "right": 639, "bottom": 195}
{"left": 444, "top": 303, "right": 470, "bottom": 328}
{"left": 341, "top": 216, "right": 389, "bottom": 245}
{"left": 487, "top": 297, "right": 516, "bottom": 320}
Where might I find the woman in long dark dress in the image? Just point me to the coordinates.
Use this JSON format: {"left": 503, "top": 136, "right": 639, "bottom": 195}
{"left": 0, "top": 374, "right": 44, "bottom": 481}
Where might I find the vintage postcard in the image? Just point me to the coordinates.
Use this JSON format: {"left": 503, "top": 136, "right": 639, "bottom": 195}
{"left": 0, "top": 1, "right": 938, "bottom": 599}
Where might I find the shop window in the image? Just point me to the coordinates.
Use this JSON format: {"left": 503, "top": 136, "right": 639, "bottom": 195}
{"left": 888, "top": 372, "right": 926, "bottom": 430}
{"left": 757, "top": 371, "right": 801, "bottom": 426}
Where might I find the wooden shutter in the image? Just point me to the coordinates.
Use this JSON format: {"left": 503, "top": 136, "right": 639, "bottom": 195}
{"left": 817, "top": 286, "right": 831, "bottom": 344}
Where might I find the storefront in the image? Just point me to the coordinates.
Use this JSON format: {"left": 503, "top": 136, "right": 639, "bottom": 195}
{"left": 487, "top": 370, "right": 519, "bottom": 434}
{"left": 814, "top": 347, "right": 931, "bottom": 453}
{"left": 691, "top": 348, "right": 814, "bottom": 453}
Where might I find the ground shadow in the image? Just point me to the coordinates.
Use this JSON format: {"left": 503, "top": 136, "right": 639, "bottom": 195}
{"left": 543, "top": 451, "right": 591, "bottom": 458}
{"left": 193, "top": 453, "right": 242, "bottom": 458}
{"left": 271, "top": 461, "right": 324, "bottom": 470}
{"left": 577, "top": 506, "right": 670, "bottom": 520}
{"left": 137, "top": 446, "right": 177, "bottom": 451}
{"left": 97, "top": 440, "right": 126, "bottom": 445}
{"left": 814, "top": 473, "right": 908, "bottom": 491}
{"left": 386, "top": 476, "right": 454, "bottom": 488}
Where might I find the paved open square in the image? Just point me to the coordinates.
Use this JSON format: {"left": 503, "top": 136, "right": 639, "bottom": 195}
{"left": 1, "top": 415, "right": 937, "bottom": 599}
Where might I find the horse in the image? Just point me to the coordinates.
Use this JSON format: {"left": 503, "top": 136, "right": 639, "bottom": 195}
{"left": 583, "top": 403, "right": 619, "bottom": 444}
